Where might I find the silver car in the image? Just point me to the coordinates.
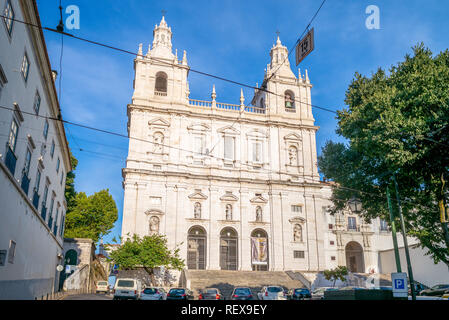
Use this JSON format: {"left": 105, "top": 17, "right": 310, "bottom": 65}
{"left": 257, "top": 286, "right": 287, "bottom": 300}
{"left": 140, "top": 287, "right": 167, "bottom": 300}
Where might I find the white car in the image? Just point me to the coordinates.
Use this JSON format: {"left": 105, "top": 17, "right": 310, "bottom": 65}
{"left": 257, "top": 286, "right": 287, "bottom": 300}
{"left": 95, "top": 280, "right": 109, "bottom": 294}
{"left": 140, "top": 287, "right": 167, "bottom": 300}
{"left": 113, "top": 278, "right": 142, "bottom": 300}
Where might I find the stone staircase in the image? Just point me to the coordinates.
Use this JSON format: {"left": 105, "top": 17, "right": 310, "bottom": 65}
{"left": 186, "top": 270, "right": 308, "bottom": 300}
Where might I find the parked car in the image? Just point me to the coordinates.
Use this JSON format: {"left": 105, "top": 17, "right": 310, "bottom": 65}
{"left": 409, "top": 281, "right": 428, "bottom": 295}
{"left": 287, "top": 288, "right": 311, "bottom": 300}
{"left": 140, "top": 287, "right": 167, "bottom": 300}
{"left": 419, "top": 284, "right": 449, "bottom": 296}
{"left": 311, "top": 287, "right": 339, "bottom": 300}
{"left": 442, "top": 289, "right": 449, "bottom": 300}
{"left": 95, "top": 280, "right": 109, "bottom": 294}
{"left": 230, "top": 287, "right": 254, "bottom": 300}
{"left": 166, "top": 288, "right": 194, "bottom": 300}
{"left": 258, "top": 286, "right": 287, "bottom": 300}
{"left": 198, "top": 288, "right": 224, "bottom": 300}
{"left": 113, "top": 278, "right": 142, "bottom": 300}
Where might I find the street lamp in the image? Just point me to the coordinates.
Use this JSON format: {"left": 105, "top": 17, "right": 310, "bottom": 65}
{"left": 348, "top": 198, "right": 362, "bottom": 214}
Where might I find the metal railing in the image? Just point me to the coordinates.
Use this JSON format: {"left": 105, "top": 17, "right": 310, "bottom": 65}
{"left": 188, "top": 99, "right": 266, "bottom": 114}
{"left": 154, "top": 90, "right": 167, "bottom": 97}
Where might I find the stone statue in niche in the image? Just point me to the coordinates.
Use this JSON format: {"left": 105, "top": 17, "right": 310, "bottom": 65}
{"left": 293, "top": 224, "right": 302, "bottom": 242}
{"left": 149, "top": 216, "right": 160, "bottom": 235}
{"left": 153, "top": 132, "right": 164, "bottom": 154}
{"left": 194, "top": 202, "right": 201, "bottom": 219}
{"left": 225, "top": 204, "right": 232, "bottom": 220}
{"left": 256, "top": 206, "right": 262, "bottom": 222}
{"left": 288, "top": 146, "right": 298, "bottom": 165}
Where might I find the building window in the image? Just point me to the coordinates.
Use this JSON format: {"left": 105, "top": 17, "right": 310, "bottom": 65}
{"left": 294, "top": 251, "right": 305, "bottom": 259}
{"left": 291, "top": 205, "right": 302, "bottom": 213}
{"left": 380, "top": 219, "right": 389, "bottom": 231}
{"left": 33, "top": 91, "right": 41, "bottom": 115}
{"left": 43, "top": 120, "right": 49, "bottom": 140}
{"left": 348, "top": 216, "right": 357, "bottom": 231}
{"left": 3, "top": 0, "right": 14, "bottom": 36}
{"left": 35, "top": 169, "right": 41, "bottom": 193}
{"left": 8, "top": 118, "right": 19, "bottom": 151}
{"left": 7, "top": 240, "right": 16, "bottom": 264}
{"left": 60, "top": 214, "right": 65, "bottom": 237}
{"left": 149, "top": 196, "right": 162, "bottom": 205}
{"left": 252, "top": 141, "right": 262, "bottom": 163}
{"left": 21, "top": 53, "right": 30, "bottom": 82}
{"left": 50, "top": 140, "right": 55, "bottom": 157}
{"left": 224, "top": 136, "right": 235, "bottom": 160}
{"left": 328, "top": 224, "right": 333, "bottom": 230}
{"left": 56, "top": 157, "right": 60, "bottom": 173}
{"left": 331, "top": 256, "right": 336, "bottom": 261}
{"left": 155, "top": 72, "right": 167, "bottom": 94}
{"left": 0, "top": 64, "right": 7, "bottom": 99}
{"left": 60, "top": 171, "right": 64, "bottom": 185}
{"left": 23, "top": 148, "right": 32, "bottom": 176}
{"left": 193, "top": 135, "right": 204, "bottom": 156}
{"left": 330, "top": 241, "right": 335, "bottom": 245}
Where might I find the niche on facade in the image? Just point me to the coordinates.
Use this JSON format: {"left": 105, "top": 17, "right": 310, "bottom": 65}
{"left": 249, "top": 195, "right": 268, "bottom": 224}
{"left": 284, "top": 133, "right": 303, "bottom": 173}
{"left": 188, "top": 189, "right": 208, "bottom": 220}
{"left": 219, "top": 191, "right": 239, "bottom": 222}
{"left": 147, "top": 118, "right": 170, "bottom": 160}
{"left": 289, "top": 217, "right": 305, "bottom": 243}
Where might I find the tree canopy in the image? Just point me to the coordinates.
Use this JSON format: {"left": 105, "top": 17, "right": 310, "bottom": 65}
{"left": 323, "top": 266, "right": 348, "bottom": 287}
{"left": 108, "top": 234, "right": 185, "bottom": 284}
{"left": 318, "top": 44, "right": 449, "bottom": 266}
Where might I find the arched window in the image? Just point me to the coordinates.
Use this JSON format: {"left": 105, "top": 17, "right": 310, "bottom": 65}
{"left": 155, "top": 72, "right": 167, "bottom": 94}
{"left": 284, "top": 90, "right": 295, "bottom": 110}
{"left": 187, "top": 226, "right": 207, "bottom": 270}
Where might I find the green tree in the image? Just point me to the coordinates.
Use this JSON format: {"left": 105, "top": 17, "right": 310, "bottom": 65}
{"left": 65, "top": 152, "right": 78, "bottom": 213}
{"left": 323, "top": 266, "right": 348, "bottom": 287}
{"left": 108, "top": 234, "right": 185, "bottom": 285}
{"left": 64, "top": 189, "right": 118, "bottom": 242}
{"left": 318, "top": 44, "right": 449, "bottom": 267}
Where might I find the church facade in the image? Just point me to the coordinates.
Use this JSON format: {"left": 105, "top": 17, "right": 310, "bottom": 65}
{"left": 121, "top": 17, "right": 396, "bottom": 275}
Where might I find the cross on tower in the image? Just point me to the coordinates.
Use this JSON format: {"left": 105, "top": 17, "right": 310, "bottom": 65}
{"left": 276, "top": 30, "right": 280, "bottom": 38}
{"left": 161, "top": 9, "right": 167, "bottom": 16}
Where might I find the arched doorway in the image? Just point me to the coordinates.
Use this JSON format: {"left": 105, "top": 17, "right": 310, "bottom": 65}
{"left": 220, "top": 227, "right": 238, "bottom": 270}
{"left": 65, "top": 249, "right": 78, "bottom": 266}
{"left": 187, "top": 226, "right": 207, "bottom": 270}
{"left": 345, "top": 241, "right": 365, "bottom": 273}
{"left": 251, "top": 229, "right": 269, "bottom": 271}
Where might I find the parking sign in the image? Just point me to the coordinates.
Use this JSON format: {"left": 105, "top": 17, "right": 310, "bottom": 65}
{"left": 391, "top": 272, "right": 408, "bottom": 298}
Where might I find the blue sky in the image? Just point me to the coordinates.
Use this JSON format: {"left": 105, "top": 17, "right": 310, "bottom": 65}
{"left": 35, "top": 0, "right": 449, "bottom": 244}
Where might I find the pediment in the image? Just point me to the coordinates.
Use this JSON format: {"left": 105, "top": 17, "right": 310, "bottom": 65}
{"left": 284, "top": 133, "right": 302, "bottom": 141}
{"left": 246, "top": 129, "right": 268, "bottom": 138}
{"left": 250, "top": 196, "right": 268, "bottom": 204}
{"left": 144, "top": 209, "right": 164, "bottom": 216}
{"left": 217, "top": 126, "right": 240, "bottom": 135}
{"left": 187, "top": 123, "right": 211, "bottom": 132}
{"left": 289, "top": 216, "right": 306, "bottom": 224}
{"left": 188, "top": 191, "right": 208, "bottom": 201}
{"left": 148, "top": 118, "right": 170, "bottom": 127}
{"left": 219, "top": 192, "right": 239, "bottom": 202}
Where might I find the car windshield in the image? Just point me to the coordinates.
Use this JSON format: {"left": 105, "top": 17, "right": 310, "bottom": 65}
{"left": 143, "top": 288, "right": 158, "bottom": 294}
{"left": 295, "top": 289, "right": 309, "bottom": 293}
{"left": 117, "top": 280, "right": 135, "bottom": 288}
{"left": 234, "top": 288, "right": 251, "bottom": 295}
{"left": 434, "top": 285, "right": 449, "bottom": 289}
{"left": 267, "top": 287, "right": 283, "bottom": 293}
{"left": 170, "top": 289, "right": 185, "bottom": 294}
{"left": 98, "top": 282, "right": 107, "bottom": 286}
{"left": 205, "top": 289, "right": 218, "bottom": 294}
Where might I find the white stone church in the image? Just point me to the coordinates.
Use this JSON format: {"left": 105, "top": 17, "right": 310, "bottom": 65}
{"left": 121, "top": 16, "right": 399, "bottom": 277}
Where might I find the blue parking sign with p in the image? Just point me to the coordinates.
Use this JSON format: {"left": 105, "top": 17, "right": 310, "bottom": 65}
{"left": 394, "top": 279, "right": 405, "bottom": 290}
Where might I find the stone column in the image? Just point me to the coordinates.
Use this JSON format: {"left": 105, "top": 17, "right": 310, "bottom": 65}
{"left": 239, "top": 189, "right": 252, "bottom": 271}
{"left": 208, "top": 187, "right": 220, "bottom": 270}
{"left": 121, "top": 181, "right": 137, "bottom": 241}
{"left": 304, "top": 192, "right": 319, "bottom": 271}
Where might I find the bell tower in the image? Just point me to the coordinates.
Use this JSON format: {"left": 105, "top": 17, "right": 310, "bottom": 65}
{"left": 252, "top": 36, "right": 314, "bottom": 125}
{"left": 131, "top": 16, "right": 190, "bottom": 106}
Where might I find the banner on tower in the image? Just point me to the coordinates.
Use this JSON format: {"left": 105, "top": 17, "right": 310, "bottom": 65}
{"left": 296, "top": 28, "right": 315, "bottom": 66}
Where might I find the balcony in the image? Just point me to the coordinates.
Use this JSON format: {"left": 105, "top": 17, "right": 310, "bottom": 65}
{"left": 41, "top": 205, "right": 47, "bottom": 221}
{"left": 188, "top": 99, "right": 266, "bottom": 114}
{"left": 154, "top": 90, "right": 167, "bottom": 97}
{"left": 20, "top": 173, "right": 30, "bottom": 196}
{"left": 347, "top": 225, "right": 361, "bottom": 232}
{"left": 5, "top": 145, "right": 17, "bottom": 176}
{"left": 32, "top": 190, "right": 40, "bottom": 209}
